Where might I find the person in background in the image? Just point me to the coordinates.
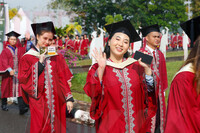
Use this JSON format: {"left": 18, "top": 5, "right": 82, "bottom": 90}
{"left": 138, "top": 24, "right": 168, "bottom": 133}
{"left": 18, "top": 21, "right": 74, "bottom": 133}
{"left": 165, "top": 15, "right": 200, "bottom": 133}
{"left": 74, "top": 35, "right": 80, "bottom": 53}
{"left": 0, "top": 31, "right": 27, "bottom": 114}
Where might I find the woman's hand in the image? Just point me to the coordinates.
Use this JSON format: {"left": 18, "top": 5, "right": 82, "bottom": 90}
{"left": 67, "top": 81, "right": 72, "bottom": 88}
{"left": 66, "top": 101, "right": 73, "bottom": 113}
{"left": 39, "top": 49, "right": 47, "bottom": 63}
{"left": 92, "top": 48, "right": 106, "bottom": 81}
{"left": 9, "top": 70, "right": 15, "bottom": 76}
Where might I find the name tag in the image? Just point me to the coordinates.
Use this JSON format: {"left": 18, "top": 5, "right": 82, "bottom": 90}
{"left": 48, "top": 46, "right": 57, "bottom": 55}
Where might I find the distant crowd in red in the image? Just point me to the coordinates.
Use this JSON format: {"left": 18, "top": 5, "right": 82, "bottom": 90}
{"left": 3, "top": 34, "right": 110, "bottom": 56}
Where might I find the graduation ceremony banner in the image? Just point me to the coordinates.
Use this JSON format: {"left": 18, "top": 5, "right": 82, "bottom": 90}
{"left": 0, "top": 2, "right": 5, "bottom": 54}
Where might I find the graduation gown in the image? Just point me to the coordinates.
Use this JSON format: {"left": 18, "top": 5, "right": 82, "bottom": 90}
{"left": 66, "top": 39, "right": 74, "bottom": 50}
{"left": 74, "top": 40, "right": 80, "bottom": 53}
{"left": 178, "top": 35, "right": 183, "bottom": 48}
{"left": 80, "top": 39, "right": 88, "bottom": 55}
{"left": 0, "top": 45, "right": 25, "bottom": 98}
{"left": 165, "top": 63, "right": 200, "bottom": 133}
{"left": 172, "top": 36, "right": 178, "bottom": 48}
{"left": 84, "top": 58, "right": 153, "bottom": 133}
{"left": 18, "top": 48, "right": 73, "bottom": 133}
{"left": 137, "top": 47, "right": 168, "bottom": 133}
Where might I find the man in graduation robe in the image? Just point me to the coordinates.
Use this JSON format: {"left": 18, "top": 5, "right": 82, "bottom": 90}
{"left": 0, "top": 31, "right": 27, "bottom": 114}
{"left": 137, "top": 24, "right": 168, "bottom": 133}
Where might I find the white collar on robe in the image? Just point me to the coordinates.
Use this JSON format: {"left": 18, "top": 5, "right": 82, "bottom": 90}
{"left": 172, "top": 63, "right": 194, "bottom": 80}
{"left": 106, "top": 58, "right": 137, "bottom": 69}
{"left": 146, "top": 45, "right": 157, "bottom": 55}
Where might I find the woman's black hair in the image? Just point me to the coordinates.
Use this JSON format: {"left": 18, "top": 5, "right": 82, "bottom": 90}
{"left": 104, "top": 39, "right": 129, "bottom": 59}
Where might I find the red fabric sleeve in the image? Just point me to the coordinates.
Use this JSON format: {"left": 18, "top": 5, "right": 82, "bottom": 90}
{"left": 58, "top": 53, "right": 73, "bottom": 82}
{"left": 0, "top": 49, "right": 12, "bottom": 72}
{"left": 56, "top": 55, "right": 73, "bottom": 101}
{"left": 18, "top": 55, "right": 44, "bottom": 101}
{"left": 83, "top": 63, "right": 103, "bottom": 120}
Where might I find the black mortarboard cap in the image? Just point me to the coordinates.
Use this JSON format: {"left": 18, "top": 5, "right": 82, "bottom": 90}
{"left": 5, "top": 31, "right": 20, "bottom": 38}
{"left": 31, "top": 21, "right": 56, "bottom": 36}
{"left": 104, "top": 20, "right": 141, "bottom": 43}
{"left": 141, "top": 24, "right": 160, "bottom": 37}
{"left": 180, "top": 15, "right": 200, "bottom": 46}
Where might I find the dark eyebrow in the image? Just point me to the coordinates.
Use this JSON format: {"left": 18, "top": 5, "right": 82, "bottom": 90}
{"left": 116, "top": 35, "right": 129, "bottom": 42}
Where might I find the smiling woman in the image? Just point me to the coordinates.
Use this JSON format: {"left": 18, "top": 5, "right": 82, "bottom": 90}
{"left": 18, "top": 21, "right": 74, "bottom": 133}
{"left": 84, "top": 20, "right": 157, "bottom": 133}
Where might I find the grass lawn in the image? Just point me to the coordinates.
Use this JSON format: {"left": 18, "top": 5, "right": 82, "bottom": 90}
{"left": 165, "top": 60, "right": 183, "bottom": 104}
{"left": 75, "top": 59, "right": 92, "bottom": 66}
{"left": 166, "top": 50, "right": 190, "bottom": 57}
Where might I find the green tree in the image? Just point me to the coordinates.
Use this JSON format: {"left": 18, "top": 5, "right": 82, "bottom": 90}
{"left": 66, "top": 22, "right": 82, "bottom": 35}
{"left": 9, "top": 8, "right": 21, "bottom": 20}
{"left": 55, "top": 22, "right": 82, "bottom": 37}
{"left": 49, "top": 0, "right": 187, "bottom": 33}
{"left": 55, "top": 27, "right": 65, "bottom": 37}
{"left": 105, "top": 14, "right": 123, "bottom": 25}
{"left": 121, "top": 0, "right": 187, "bottom": 32}
{"left": 191, "top": 0, "right": 200, "bottom": 17}
{"left": 49, "top": 0, "right": 126, "bottom": 33}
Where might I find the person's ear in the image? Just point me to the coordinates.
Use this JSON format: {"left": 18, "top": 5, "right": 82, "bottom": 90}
{"left": 108, "top": 40, "right": 111, "bottom": 46}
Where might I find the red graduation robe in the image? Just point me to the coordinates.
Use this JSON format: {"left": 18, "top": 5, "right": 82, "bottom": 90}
{"left": 0, "top": 45, "right": 25, "bottom": 98}
{"left": 66, "top": 39, "right": 74, "bottom": 50}
{"left": 165, "top": 63, "right": 200, "bottom": 133}
{"left": 18, "top": 49, "right": 73, "bottom": 133}
{"left": 84, "top": 58, "right": 153, "bottom": 133}
{"left": 74, "top": 40, "right": 80, "bottom": 53}
{"left": 80, "top": 39, "right": 88, "bottom": 55}
{"left": 178, "top": 35, "right": 183, "bottom": 48}
{"left": 137, "top": 47, "right": 168, "bottom": 133}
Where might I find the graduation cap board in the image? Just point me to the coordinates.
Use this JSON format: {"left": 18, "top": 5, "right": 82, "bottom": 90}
{"left": 180, "top": 15, "right": 200, "bottom": 45}
{"left": 104, "top": 19, "right": 141, "bottom": 43}
{"left": 5, "top": 31, "right": 21, "bottom": 38}
{"left": 140, "top": 24, "right": 160, "bottom": 37}
{"left": 31, "top": 21, "right": 56, "bottom": 36}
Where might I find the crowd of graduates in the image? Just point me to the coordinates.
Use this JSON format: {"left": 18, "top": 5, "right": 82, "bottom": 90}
{"left": 0, "top": 15, "right": 199, "bottom": 133}
{"left": 169, "top": 32, "right": 190, "bottom": 50}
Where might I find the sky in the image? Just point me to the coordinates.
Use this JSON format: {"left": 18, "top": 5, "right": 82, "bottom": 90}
{"left": 2, "top": 0, "right": 73, "bottom": 28}
{"left": 3, "top": 0, "right": 51, "bottom": 12}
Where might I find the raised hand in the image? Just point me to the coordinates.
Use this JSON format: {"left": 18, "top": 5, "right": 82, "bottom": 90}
{"left": 92, "top": 47, "right": 107, "bottom": 81}
{"left": 39, "top": 49, "right": 47, "bottom": 63}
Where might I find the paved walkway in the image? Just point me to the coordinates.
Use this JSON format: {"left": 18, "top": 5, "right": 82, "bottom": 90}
{"left": 0, "top": 100, "right": 95, "bottom": 133}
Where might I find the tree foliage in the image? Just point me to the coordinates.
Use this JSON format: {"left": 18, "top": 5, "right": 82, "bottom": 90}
{"left": 9, "top": 8, "right": 21, "bottom": 20}
{"left": 191, "top": 0, "right": 200, "bottom": 17}
{"left": 105, "top": 14, "right": 123, "bottom": 25}
{"left": 66, "top": 22, "right": 82, "bottom": 35}
{"left": 49, "top": 0, "right": 187, "bottom": 33}
{"left": 55, "top": 22, "right": 82, "bottom": 37}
